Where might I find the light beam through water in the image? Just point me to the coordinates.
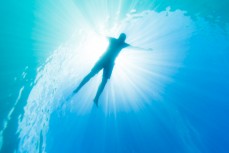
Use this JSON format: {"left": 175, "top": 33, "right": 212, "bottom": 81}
{"left": 17, "top": 7, "right": 194, "bottom": 152}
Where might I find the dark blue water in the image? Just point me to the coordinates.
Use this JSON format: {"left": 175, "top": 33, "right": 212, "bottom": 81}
{"left": 1, "top": 1, "right": 229, "bottom": 153}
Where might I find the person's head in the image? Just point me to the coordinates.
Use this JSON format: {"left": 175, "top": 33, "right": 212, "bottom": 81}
{"left": 118, "top": 33, "right": 126, "bottom": 42}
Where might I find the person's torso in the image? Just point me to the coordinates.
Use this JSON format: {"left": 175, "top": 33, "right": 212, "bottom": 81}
{"left": 100, "top": 38, "right": 128, "bottom": 64}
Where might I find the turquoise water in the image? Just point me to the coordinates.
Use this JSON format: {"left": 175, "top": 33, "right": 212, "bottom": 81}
{"left": 1, "top": 0, "right": 229, "bottom": 153}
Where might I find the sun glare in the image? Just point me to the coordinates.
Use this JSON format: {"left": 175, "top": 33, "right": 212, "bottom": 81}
{"left": 83, "top": 33, "right": 109, "bottom": 62}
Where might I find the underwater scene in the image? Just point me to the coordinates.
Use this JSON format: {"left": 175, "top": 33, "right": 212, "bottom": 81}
{"left": 0, "top": 0, "right": 229, "bottom": 153}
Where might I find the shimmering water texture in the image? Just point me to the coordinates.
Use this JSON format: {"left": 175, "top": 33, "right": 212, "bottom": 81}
{"left": 0, "top": 0, "right": 229, "bottom": 153}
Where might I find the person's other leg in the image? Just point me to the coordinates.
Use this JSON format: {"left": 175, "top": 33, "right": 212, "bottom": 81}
{"left": 94, "top": 77, "right": 108, "bottom": 106}
{"left": 93, "top": 63, "right": 114, "bottom": 106}
{"left": 73, "top": 72, "right": 95, "bottom": 94}
{"left": 73, "top": 62, "right": 103, "bottom": 94}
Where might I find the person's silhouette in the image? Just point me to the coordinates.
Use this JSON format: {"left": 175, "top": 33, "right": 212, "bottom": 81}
{"left": 72, "top": 33, "right": 130, "bottom": 106}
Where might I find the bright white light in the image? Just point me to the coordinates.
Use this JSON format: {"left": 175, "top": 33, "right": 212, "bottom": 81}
{"left": 82, "top": 33, "right": 109, "bottom": 62}
{"left": 17, "top": 4, "right": 194, "bottom": 152}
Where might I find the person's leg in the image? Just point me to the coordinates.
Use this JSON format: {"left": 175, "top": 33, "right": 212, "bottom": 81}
{"left": 73, "top": 60, "right": 103, "bottom": 94}
{"left": 93, "top": 63, "right": 114, "bottom": 106}
{"left": 73, "top": 72, "right": 95, "bottom": 94}
{"left": 94, "top": 77, "right": 108, "bottom": 106}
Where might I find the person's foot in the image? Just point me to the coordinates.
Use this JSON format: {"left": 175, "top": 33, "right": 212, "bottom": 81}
{"left": 93, "top": 98, "right": 98, "bottom": 107}
{"left": 73, "top": 89, "right": 78, "bottom": 93}
{"left": 66, "top": 93, "right": 74, "bottom": 101}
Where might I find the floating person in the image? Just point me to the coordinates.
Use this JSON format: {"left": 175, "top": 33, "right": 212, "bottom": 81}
{"left": 71, "top": 33, "right": 152, "bottom": 106}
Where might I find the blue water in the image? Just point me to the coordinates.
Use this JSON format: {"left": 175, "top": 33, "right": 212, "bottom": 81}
{"left": 1, "top": 0, "right": 229, "bottom": 153}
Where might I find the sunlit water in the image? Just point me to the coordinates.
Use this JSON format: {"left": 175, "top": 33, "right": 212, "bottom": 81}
{"left": 1, "top": 0, "right": 229, "bottom": 153}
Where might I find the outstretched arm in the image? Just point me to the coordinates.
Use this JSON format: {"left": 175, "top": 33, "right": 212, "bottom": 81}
{"left": 127, "top": 45, "right": 153, "bottom": 51}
